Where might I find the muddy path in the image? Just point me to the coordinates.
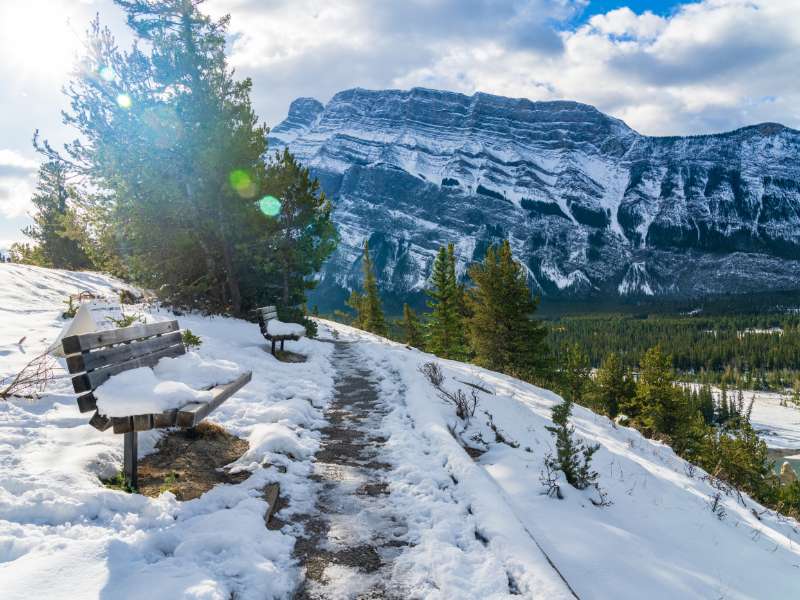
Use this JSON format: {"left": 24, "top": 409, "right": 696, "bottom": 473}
{"left": 292, "top": 342, "right": 409, "bottom": 599}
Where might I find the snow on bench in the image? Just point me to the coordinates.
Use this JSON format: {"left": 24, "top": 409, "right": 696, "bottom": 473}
{"left": 62, "top": 320, "right": 252, "bottom": 489}
{"left": 256, "top": 305, "right": 306, "bottom": 355}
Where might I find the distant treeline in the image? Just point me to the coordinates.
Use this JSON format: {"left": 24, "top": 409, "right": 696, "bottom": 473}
{"left": 547, "top": 313, "right": 800, "bottom": 389}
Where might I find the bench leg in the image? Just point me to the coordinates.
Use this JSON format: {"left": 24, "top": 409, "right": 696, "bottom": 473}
{"left": 123, "top": 431, "right": 138, "bottom": 491}
{"left": 271, "top": 339, "right": 276, "bottom": 355}
{"left": 280, "top": 339, "right": 285, "bottom": 352}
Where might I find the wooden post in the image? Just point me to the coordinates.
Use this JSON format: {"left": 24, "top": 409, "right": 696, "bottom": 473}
{"left": 123, "top": 431, "right": 138, "bottom": 490}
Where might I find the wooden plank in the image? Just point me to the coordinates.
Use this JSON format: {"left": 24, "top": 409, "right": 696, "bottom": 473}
{"left": 77, "top": 393, "right": 97, "bottom": 413}
{"left": 62, "top": 320, "right": 179, "bottom": 355}
{"left": 66, "top": 331, "right": 184, "bottom": 374}
{"left": 153, "top": 409, "right": 178, "bottom": 429}
{"left": 112, "top": 417, "right": 134, "bottom": 434}
{"left": 176, "top": 371, "right": 252, "bottom": 428}
{"left": 89, "top": 411, "right": 112, "bottom": 431}
{"left": 71, "top": 344, "right": 186, "bottom": 393}
{"left": 133, "top": 414, "right": 154, "bottom": 431}
{"left": 262, "top": 482, "right": 280, "bottom": 526}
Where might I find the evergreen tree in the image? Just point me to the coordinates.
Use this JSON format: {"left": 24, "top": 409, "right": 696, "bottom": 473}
{"left": 262, "top": 149, "right": 338, "bottom": 308}
{"left": 593, "top": 352, "right": 635, "bottom": 418}
{"left": 18, "top": 162, "right": 94, "bottom": 270}
{"left": 44, "top": 0, "right": 274, "bottom": 314}
{"left": 560, "top": 343, "right": 591, "bottom": 406}
{"left": 350, "top": 239, "right": 386, "bottom": 335}
{"left": 426, "top": 244, "right": 466, "bottom": 359}
{"left": 631, "top": 346, "right": 686, "bottom": 437}
{"left": 401, "top": 303, "right": 424, "bottom": 348}
{"left": 545, "top": 394, "right": 600, "bottom": 490}
{"left": 466, "top": 240, "right": 548, "bottom": 378}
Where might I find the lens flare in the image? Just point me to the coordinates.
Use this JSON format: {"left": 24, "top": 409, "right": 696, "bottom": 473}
{"left": 116, "top": 93, "right": 132, "bottom": 109}
{"left": 259, "top": 196, "right": 282, "bottom": 217}
{"left": 229, "top": 169, "right": 256, "bottom": 198}
{"left": 99, "top": 66, "right": 115, "bottom": 81}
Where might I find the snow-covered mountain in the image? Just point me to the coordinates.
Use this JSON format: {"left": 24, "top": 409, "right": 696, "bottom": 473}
{"left": 269, "top": 87, "right": 800, "bottom": 308}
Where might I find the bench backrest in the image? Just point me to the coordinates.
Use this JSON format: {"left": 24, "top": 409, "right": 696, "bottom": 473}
{"left": 62, "top": 320, "right": 186, "bottom": 411}
{"left": 256, "top": 305, "right": 278, "bottom": 335}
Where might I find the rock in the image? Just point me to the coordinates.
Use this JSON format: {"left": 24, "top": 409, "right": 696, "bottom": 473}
{"left": 780, "top": 461, "right": 798, "bottom": 484}
{"left": 270, "top": 87, "right": 800, "bottom": 311}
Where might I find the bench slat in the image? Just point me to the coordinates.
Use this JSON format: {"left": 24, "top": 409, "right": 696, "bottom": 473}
{"left": 176, "top": 371, "right": 252, "bottom": 428}
{"left": 66, "top": 331, "right": 184, "bottom": 374}
{"left": 133, "top": 414, "right": 154, "bottom": 431}
{"left": 89, "top": 411, "right": 112, "bottom": 431}
{"left": 112, "top": 417, "right": 134, "bottom": 434}
{"left": 62, "top": 320, "right": 179, "bottom": 355}
{"left": 153, "top": 409, "right": 178, "bottom": 429}
{"left": 71, "top": 344, "right": 186, "bottom": 393}
{"left": 77, "top": 393, "right": 97, "bottom": 413}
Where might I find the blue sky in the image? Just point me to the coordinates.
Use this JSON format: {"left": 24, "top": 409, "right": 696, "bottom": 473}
{"left": 1, "top": 0, "right": 799, "bottom": 248}
{"left": 577, "top": 0, "right": 690, "bottom": 20}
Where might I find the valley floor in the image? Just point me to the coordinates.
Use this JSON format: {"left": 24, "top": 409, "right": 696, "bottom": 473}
{"left": 1, "top": 264, "right": 800, "bottom": 599}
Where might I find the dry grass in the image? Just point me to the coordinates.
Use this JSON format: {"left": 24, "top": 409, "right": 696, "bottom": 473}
{"left": 135, "top": 423, "right": 250, "bottom": 500}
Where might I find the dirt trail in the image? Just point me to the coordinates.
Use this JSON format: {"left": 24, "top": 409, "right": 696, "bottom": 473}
{"left": 293, "top": 342, "right": 409, "bottom": 599}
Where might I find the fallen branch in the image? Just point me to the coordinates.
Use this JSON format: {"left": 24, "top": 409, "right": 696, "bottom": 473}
{"left": 0, "top": 352, "right": 58, "bottom": 400}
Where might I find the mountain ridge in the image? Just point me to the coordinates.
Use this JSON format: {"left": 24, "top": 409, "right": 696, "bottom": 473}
{"left": 268, "top": 86, "right": 800, "bottom": 310}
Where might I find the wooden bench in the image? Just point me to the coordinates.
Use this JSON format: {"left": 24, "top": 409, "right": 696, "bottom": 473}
{"left": 62, "top": 320, "right": 252, "bottom": 489}
{"left": 255, "top": 305, "right": 306, "bottom": 355}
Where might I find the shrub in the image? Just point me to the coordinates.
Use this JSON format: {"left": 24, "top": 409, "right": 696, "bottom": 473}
{"left": 182, "top": 329, "right": 202, "bottom": 348}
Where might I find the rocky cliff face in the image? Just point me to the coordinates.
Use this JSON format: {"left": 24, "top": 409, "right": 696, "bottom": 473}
{"left": 269, "top": 87, "right": 800, "bottom": 310}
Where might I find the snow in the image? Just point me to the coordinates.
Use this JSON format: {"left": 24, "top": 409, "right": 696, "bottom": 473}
{"left": 740, "top": 391, "right": 800, "bottom": 450}
{"left": 92, "top": 352, "right": 245, "bottom": 418}
{"left": 2, "top": 263, "right": 800, "bottom": 598}
{"left": 266, "top": 319, "right": 306, "bottom": 338}
{"left": 153, "top": 351, "right": 243, "bottom": 390}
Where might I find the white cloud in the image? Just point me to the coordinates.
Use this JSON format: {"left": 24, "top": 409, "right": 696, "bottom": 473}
{"left": 0, "top": 149, "right": 38, "bottom": 218}
{"left": 206, "top": 0, "right": 799, "bottom": 136}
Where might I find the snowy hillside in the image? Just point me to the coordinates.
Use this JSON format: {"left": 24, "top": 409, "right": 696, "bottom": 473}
{"left": 269, "top": 88, "right": 800, "bottom": 308}
{"left": 1, "top": 264, "right": 799, "bottom": 598}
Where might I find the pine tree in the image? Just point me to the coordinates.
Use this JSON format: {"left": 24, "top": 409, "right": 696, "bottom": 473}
{"left": 262, "top": 149, "right": 338, "bottom": 309}
{"left": 426, "top": 244, "right": 466, "bottom": 359}
{"left": 560, "top": 343, "right": 591, "bottom": 406}
{"left": 18, "top": 162, "right": 94, "bottom": 270}
{"left": 43, "top": 0, "right": 274, "bottom": 314}
{"left": 401, "top": 303, "right": 424, "bottom": 348}
{"left": 632, "top": 346, "right": 685, "bottom": 437}
{"left": 350, "top": 239, "right": 386, "bottom": 336}
{"left": 545, "top": 394, "right": 600, "bottom": 490}
{"left": 466, "top": 240, "right": 548, "bottom": 378}
{"left": 593, "top": 352, "right": 635, "bottom": 418}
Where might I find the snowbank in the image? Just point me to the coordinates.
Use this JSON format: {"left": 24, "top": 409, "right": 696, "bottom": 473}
{"left": 94, "top": 367, "right": 213, "bottom": 417}
{"left": 266, "top": 319, "right": 306, "bottom": 337}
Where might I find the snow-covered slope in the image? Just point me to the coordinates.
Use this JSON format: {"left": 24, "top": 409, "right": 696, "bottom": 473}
{"left": 2, "top": 264, "right": 799, "bottom": 598}
{"left": 269, "top": 88, "right": 800, "bottom": 307}
{"left": 329, "top": 322, "right": 800, "bottom": 599}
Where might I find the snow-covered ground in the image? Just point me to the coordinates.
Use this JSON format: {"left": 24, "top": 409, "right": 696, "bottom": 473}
{"left": 2, "top": 263, "right": 800, "bottom": 599}
{"left": 329, "top": 322, "right": 800, "bottom": 600}
{"left": 748, "top": 391, "right": 800, "bottom": 451}
{"left": 0, "top": 264, "right": 335, "bottom": 599}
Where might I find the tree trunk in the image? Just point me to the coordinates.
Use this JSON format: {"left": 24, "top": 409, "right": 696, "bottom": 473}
{"left": 222, "top": 239, "right": 242, "bottom": 315}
